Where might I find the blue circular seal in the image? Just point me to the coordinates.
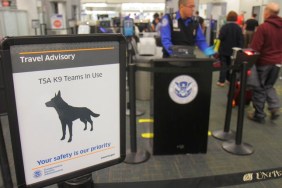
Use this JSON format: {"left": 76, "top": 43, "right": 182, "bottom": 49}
{"left": 168, "top": 75, "right": 198, "bottom": 104}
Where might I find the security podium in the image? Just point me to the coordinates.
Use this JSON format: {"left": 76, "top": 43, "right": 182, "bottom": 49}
{"left": 152, "top": 58, "right": 214, "bottom": 155}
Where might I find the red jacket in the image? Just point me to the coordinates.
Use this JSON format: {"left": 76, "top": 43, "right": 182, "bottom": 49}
{"left": 251, "top": 15, "right": 282, "bottom": 66}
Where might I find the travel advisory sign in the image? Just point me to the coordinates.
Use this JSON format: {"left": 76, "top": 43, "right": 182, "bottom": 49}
{"left": 2, "top": 37, "right": 125, "bottom": 187}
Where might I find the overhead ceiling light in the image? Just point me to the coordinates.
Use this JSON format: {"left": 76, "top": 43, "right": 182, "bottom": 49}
{"left": 84, "top": 3, "right": 108, "bottom": 8}
{"left": 121, "top": 3, "right": 165, "bottom": 11}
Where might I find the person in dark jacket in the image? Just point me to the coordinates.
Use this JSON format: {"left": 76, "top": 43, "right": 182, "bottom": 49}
{"left": 194, "top": 10, "right": 205, "bottom": 31}
{"left": 217, "top": 11, "right": 244, "bottom": 86}
{"left": 152, "top": 13, "right": 160, "bottom": 32}
{"left": 243, "top": 13, "right": 259, "bottom": 47}
{"left": 248, "top": 2, "right": 282, "bottom": 124}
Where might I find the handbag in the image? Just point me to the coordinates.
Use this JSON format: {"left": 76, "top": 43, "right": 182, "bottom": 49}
{"left": 265, "top": 65, "right": 280, "bottom": 86}
{"left": 246, "top": 64, "right": 260, "bottom": 88}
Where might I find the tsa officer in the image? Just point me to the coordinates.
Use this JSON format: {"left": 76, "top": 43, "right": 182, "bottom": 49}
{"left": 160, "top": 0, "right": 214, "bottom": 57}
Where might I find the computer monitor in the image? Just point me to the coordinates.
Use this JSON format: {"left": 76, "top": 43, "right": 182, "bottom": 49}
{"left": 170, "top": 45, "right": 196, "bottom": 58}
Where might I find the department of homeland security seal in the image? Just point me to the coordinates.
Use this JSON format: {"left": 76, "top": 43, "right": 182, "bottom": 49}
{"left": 33, "top": 170, "right": 42, "bottom": 178}
{"left": 168, "top": 75, "right": 198, "bottom": 104}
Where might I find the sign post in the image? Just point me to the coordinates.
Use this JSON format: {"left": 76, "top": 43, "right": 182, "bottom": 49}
{"left": 0, "top": 34, "right": 126, "bottom": 188}
{"left": 31, "top": 19, "right": 40, "bottom": 35}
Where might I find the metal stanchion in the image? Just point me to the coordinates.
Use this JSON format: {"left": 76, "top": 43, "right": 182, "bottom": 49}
{"left": 0, "top": 55, "right": 7, "bottom": 115}
{"left": 124, "top": 63, "right": 150, "bottom": 164}
{"left": 40, "top": 24, "right": 47, "bottom": 35}
{"left": 57, "top": 174, "right": 93, "bottom": 188}
{"left": 0, "top": 85, "right": 7, "bottom": 115}
{"left": 222, "top": 62, "right": 254, "bottom": 155}
{"left": 212, "top": 69, "right": 236, "bottom": 140}
{"left": 0, "top": 118, "right": 13, "bottom": 188}
{"left": 126, "top": 38, "right": 144, "bottom": 116}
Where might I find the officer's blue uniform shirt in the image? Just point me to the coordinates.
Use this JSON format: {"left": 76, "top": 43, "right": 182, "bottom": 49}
{"left": 160, "top": 11, "right": 209, "bottom": 55}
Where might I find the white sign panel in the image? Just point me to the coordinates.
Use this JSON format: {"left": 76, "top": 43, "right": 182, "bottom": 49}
{"left": 4, "top": 38, "right": 125, "bottom": 186}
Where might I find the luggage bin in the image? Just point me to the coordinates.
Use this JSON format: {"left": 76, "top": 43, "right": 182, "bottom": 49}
{"left": 152, "top": 58, "right": 214, "bottom": 155}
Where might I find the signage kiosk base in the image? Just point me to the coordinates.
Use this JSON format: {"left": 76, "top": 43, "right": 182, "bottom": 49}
{"left": 124, "top": 150, "right": 150, "bottom": 164}
{"left": 58, "top": 174, "right": 93, "bottom": 188}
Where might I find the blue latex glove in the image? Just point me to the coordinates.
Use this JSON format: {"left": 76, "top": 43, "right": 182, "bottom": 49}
{"left": 99, "top": 27, "right": 107, "bottom": 33}
{"left": 203, "top": 46, "right": 215, "bottom": 56}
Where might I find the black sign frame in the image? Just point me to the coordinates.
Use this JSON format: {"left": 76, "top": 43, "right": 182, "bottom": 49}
{"left": 0, "top": 34, "right": 126, "bottom": 188}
